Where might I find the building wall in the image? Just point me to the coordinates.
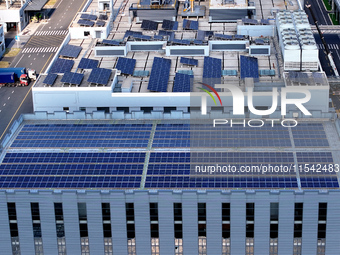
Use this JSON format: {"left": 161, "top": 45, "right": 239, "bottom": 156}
{"left": 0, "top": 190, "right": 339, "bottom": 255}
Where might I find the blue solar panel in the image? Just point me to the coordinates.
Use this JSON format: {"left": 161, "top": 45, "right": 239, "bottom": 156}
{"left": 261, "top": 19, "right": 269, "bottom": 25}
{"left": 292, "top": 124, "right": 329, "bottom": 147}
{"left": 203, "top": 56, "right": 222, "bottom": 78}
{"left": 242, "top": 18, "right": 258, "bottom": 24}
{"left": 49, "top": 58, "right": 74, "bottom": 74}
{"left": 254, "top": 39, "right": 265, "bottom": 45}
{"left": 96, "top": 20, "right": 105, "bottom": 26}
{"left": 215, "top": 33, "right": 233, "bottom": 40}
{"left": 60, "top": 72, "right": 84, "bottom": 85}
{"left": 132, "top": 33, "right": 152, "bottom": 40}
{"left": 153, "top": 35, "right": 163, "bottom": 40}
{"left": 173, "top": 73, "right": 192, "bottom": 92}
{"left": 77, "top": 19, "right": 95, "bottom": 27}
{"left": 183, "top": 19, "right": 199, "bottom": 30}
{"left": 116, "top": 57, "right": 136, "bottom": 75}
{"left": 141, "top": 20, "right": 158, "bottom": 30}
{"left": 43, "top": 73, "right": 58, "bottom": 85}
{"left": 172, "top": 39, "right": 190, "bottom": 45}
{"left": 87, "top": 68, "right": 111, "bottom": 85}
{"left": 158, "top": 30, "right": 174, "bottom": 41}
{"left": 162, "top": 19, "right": 178, "bottom": 30}
{"left": 102, "top": 39, "right": 120, "bottom": 45}
{"left": 197, "top": 30, "right": 205, "bottom": 41}
{"left": 78, "top": 58, "right": 99, "bottom": 69}
{"left": 180, "top": 57, "right": 198, "bottom": 66}
{"left": 234, "top": 34, "right": 245, "bottom": 39}
{"left": 240, "top": 55, "right": 259, "bottom": 79}
{"left": 147, "top": 57, "right": 171, "bottom": 92}
{"left": 193, "top": 39, "right": 203, "bottom": 45}
{"left": 59, "top": 44, "right": 82, "bottom": 58}
{"left": 124, "top": 30, "right": 143, "bottom": 39}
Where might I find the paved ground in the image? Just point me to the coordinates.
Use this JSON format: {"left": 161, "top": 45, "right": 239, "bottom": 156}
{"left": 0, "top": 0, "right": 88, "bottom": 144}
{"left": 304, "top": 0, "right": 332, "bottom": 25}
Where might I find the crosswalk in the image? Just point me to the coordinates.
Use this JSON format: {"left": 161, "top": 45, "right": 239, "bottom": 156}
{"left": 34, "top": 30, "right": 68, "bottom": 36}
{"left": 317, "top": 44, "right": 339, "bottom": 50}
{"left": 21, "top": 47, "right": 59, "bottom": 54}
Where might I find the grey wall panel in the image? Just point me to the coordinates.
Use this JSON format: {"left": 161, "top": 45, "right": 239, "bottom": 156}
{"left": 182, "top": 192, "right": 198, "bottom": 254}
{"left": 301, "top": 192, "right": 318, "bottom": 254}
{"left": 63, "top": 193, "right": 81, "bottom": 254}
{"left": 96, "top": 50, "right": 125, "bottom": 56}
{"left": 230, "top": 193, "right": 246, "bottom": 253}
{"left": 39, "top": 195, "right": 58, "bottom": 255}
{"left": 158, "top": 192, "right": 175, "bottom": 255}
{"left": 16, "top": 198, "right": 35, "bottom": 255}
{"left": 134, "top": 192, "right": 151, "bottom": 255}
{"left": 206, "top": 192, "right": 222, "bottom": 254}
{"left": 278, "top": 192, "right": 294, "bottom": 255}
{"left": 110, "top": 192, "right": 128, "bottom": 255}
{"left": 254, "top": 193, "right": 270, "bottom": 254}
{"left": 325, "top": 192, "right": 340, "bottom": 254}
{"left": 87, "top": 194, "right": 105, "bottom": 255}
{"left": 0, "top": 193, "right": 13, "bottom": 254}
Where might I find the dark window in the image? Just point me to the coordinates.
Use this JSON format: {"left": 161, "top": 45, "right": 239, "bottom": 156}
{"left": 127, "top": 223, "right": 135, "bottom": 239}
{"left": 294, "top": 223, "right": 302, "bottom": 238}
{"left": 97, "top": 107, "right": 110, "bottom": 113}
{"left": 270, "top": 203, "right": 279, "bottom": 221}
{"left": 222, "top": 203, "right": 230, "bottom": 221}
{"left": 198, "top": 203, "right": 206, "bottom": 221}
{"left": 54, "top": 203, "right": 64, "bottom": 221}
{"left": 318, "top": 224, "right": 326, "bottom": 239}
{"left": 270, "top": 224, "right": 278, "bottom": 238}
{"left": 294, "top": 203, "right": 303, "bottom": 221}
{"left": 174, "top": 203, "right": 182, "bottom": 221}
{"left": 174, "top": 224, "right": 183, "bottom": 238}
{"left": 318, "top": 203, "right": 327, "bottom": 221}
{"left": 222, "top": 224, "right": 230, "bottom": 238}
{"left": 31, "top": 203, "right": 40, "bottom": 221}
{"left": 102, "top": 203, "right": 111, "bottom": 221}
{"left": 150, "top": 224, "right": 159, "bottom": 238}
{"left": 78, "top": 203, "right": 87, "bottom": 221}
{"left": 117, "top": 107, "right": 129, "bottom": 113}
{"left": 150, "top": 203, "right": 158, "bottom": 221}
{"left": 198, "top": 223, "right": 206, "bottom": 237}
{"left": 79, "top": 223, "right": 88, "bottom": 237}
{"left": 7, "top": 203, "right": 17, "bottom": 221}
{"left": 246, "top": 203, "right": 255, "bottom": 221}
{"left": 164, "top": 107, "right": 176, "bottom": 113}
{"left": 84, "top": 31, "right": 90, "bottom": 36}
{"left": 126, "top": 203, "right": 134, "bottom": 221}
{"left": 103, "top": 223, "right": 112, "bottom": 238}
{"left": 141, "top": 107, "right": 153, "bottom": 113}
{"left": 33, "top": 223, "right": 42, "bottom": 238}
{"left": 246, "top": 224, "right": 254, "bottom": 238}
{"left": 9, "top": 223, "right": 19, "bottom": 237}
{"left": 63, "top": 107, "right": 69, "bottom": 112}
{"left": 56, "top": 224, "right": 65, "bottom": 238}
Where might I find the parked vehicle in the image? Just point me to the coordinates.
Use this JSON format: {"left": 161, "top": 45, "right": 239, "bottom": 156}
{"left": 0, "top": 68, "right": 37, "bottom": 86}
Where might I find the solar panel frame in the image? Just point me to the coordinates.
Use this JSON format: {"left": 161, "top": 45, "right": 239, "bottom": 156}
{"left": 102, "top": 39, "right": 120, "bottom": 45}
{"left": 183, "top": 19, "right": 199, "bottom": 30}
{"left": 173, "top": 73, "right": 193, "bottom": 92}
{"left": 234, "top": 34, "right": 245, "bottom": 39}
{"left": 78, "top": 58, "right": 99, "bottom": 69}
{"left": 59, "top": 44, "right": 82, "bottom": 58}
{"left": 60, "top": 72, "right": 84, "bottom": 85}
{"left": 141, "top": 20, "right": 159, "bottom": 30}
{"left": 147, "top": 57, "right": 171, "bottom": 92}
{"left": 49, "top": 58, "right": 74, "bottom": 74}
{"left": 87, "top": 68, "right": 112, "bottom": 85}
{"left": 77, "top": 19, "right": 95, "bottom": 27}
{"left": 96, "top": 20, "right": 105, "bottom": 27}
{"left": 43, "top": 73, "right": 58, "bottom": 85}
{"left": 99, "top": 14, "right": 108, "bottom": 20}
{"left": 172, "top": 39, "right": 190, "bottom": 45}
{"left": 162, "top": 19, "right": 178, "bottom": 30}
{"left": 203, "top": 56, "right": 222, "bottom": 78}
{"left": 180, "top": 57, "right": 198, "bottom": 66}
{"left": 115, "top": 57, "right": 136, "bottom": 75}
{"left": 240, "top": 55, "right": 259, "bottom": 79}
{"left": 215, "top": 33, "right": 233, "bottom": 40}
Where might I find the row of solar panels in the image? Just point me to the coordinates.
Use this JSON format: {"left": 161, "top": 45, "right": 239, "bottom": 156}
{"left": 140, "top": 19, "right": 196, "bottom": 31}
{"left": 77, "top": 19, "right": 105, "bottom": 27}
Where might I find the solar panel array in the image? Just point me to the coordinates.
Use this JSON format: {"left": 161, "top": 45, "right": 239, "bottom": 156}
{"left": 173, "top": 73, "right": 192, "bottom": 92}
{"left": 292, "top": 123, "right": 329, "bottom": 147}
{"left": 99, "top": 14, "right": 108, "bottom": 20}
{"left": 234, "top": 34, "right": 245, "bottom": 39}
{"left": 43, "top": 73, "right": 58, "bottom": 86}
{"left": 124, "top": 30, "right": 143, "bottom": 39}
{"left": 115, "top": 57, "right": 136, "bottom": 75}
{"left": 77, "top": 19, "right": 95, "bottom": 27}
{"left": 96, "top": 20, "right": 105, "bottom": 27}
{"left": 59, "top": 44, "right": 82, "bottom": 58}
{"left": 49, "top": 58, "right": 74, "bottom": 74}
{"left": 180, "top": 57, "right": 198, "bottom": 66}
{"left": 193, "top": 39, "right": 203, "bottom": 45}
{"left": 80, "top": 14, "right": 97, "bottom": 20}
{"left": 78, "top": 58, "right": 99, "bottom": 69}
{"left": 242, "top": 18, "right": 258, "bottom": 24}
{"left": 254, "top": 39, "right": 265, "bottom": 45}
{"left": 60, "top": 72, "right": 84, "bottom": 85}
{"left": 147, "top": 57, "right": 171, "bottom": 92}
{"left": 215, "top": 34, "right": 233, "bottom": 40}
{"left": 158, "top": 30, "right": 174, "bottom": 41}
{"left": 87, "top": 68, "right": 111, "bottom": 85}
{"left": 141, "top": 20, "right": 159, "bottom": 30}
{"left": 240, "top": 55, "right": 259, "bottom": 79}
{"left": 3, "top": 122, "right": 339, "bottom": 190}
{"left": 203, "top": 57, "right": 222, "bottom": 78}
{"left": 172, "top": 39, "right": 190, "bottom": 45}
{"left": 183, "top": 19, "right": 199, "bottom": 30}
{"left": 102, "top": 39, "right": 120, "bottom": 45}
{"left": 162, "top": 19, "right": 178, "bottom": 30}
{"left": 261, "top": 19, "right": 270, "bottom": 25}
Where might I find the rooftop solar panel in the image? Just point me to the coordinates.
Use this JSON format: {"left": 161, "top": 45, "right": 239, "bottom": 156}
{"left": 77, "top": 19, "right": 95, "bottom": 27}
{"left": 102, "top": 39, "right": 120, "bottom": 45}
{"left": 172, "top": 39, "right": 190, "bottom": 45}
{"left": 173, "top": 73, "right": 192, "bottom": 92}
{"left": 59, "top": 44, "right": 82, "bottom": 58}
{"left": 124, "top": 30, "right": 143, "bottom": 39}
{"left": 60, "top": 72, "right": 84, "bottom": 85}
{"left": 147, "top": 57, "right": 171, "bottom": 92}
{"left": 180, "top": 57, "right": 198, "bottom": 66}
{"left": 80, "top": 13, "right": 89, "bottom": 19}
{"left": 141, "top": 20, "right": 159, "bottom": 30}
{"left": 158, "top": 30, "right": 174, "bottom": 41}
{"left": 87, "top": 14, "right": 97, "bottom": 21}
{"left": 49, "top": 58, "right": 74, "bottom": 74}
{"left": 43, "top": 73, "right": 58, "bottom": 86}
{"left": 162, "top": 19, "right": 178, "bottom": 30}
{"left": 242, "top": 18, "right": 258, "bottom": 24}
{"left": 193, "top": 39, "right": 203, "bottom": 45}
{"left": 116, "top": 57, "right": 136, "bottom": 75}
{"left": 153, "top": 35, "right": 163, "bottom": 40}
{"left": 197, "top": 30, "right": 205, "bottom": 41}
{"left": 254, "top": 39, "right": 265, "bottom": 45}
{"left": 203, "top": 56, "right": 222, "bottom": 78}
{"left": 261, "top": 19, "right": 269, "bottom": 25}
{"left": 87, "top": 68, "right": 112, "bottom": 85}
{"left": 240, "top": 55, "right": 259, "bottom": 79}
{"left": 215, "top": 33, "right": 233, "bottom": 40}
{"left": 183, "top": 19, "right": 199, "bottom": 30}
{"left": 96, "top": 20, "right": 105, "bottom": 27}
{"left": 234, "top": 34, "right": 245, "bottom": 39}
{"left": 132, "top": 33, "right": 152, "bottom": 40}
{"left": 99, "top": 14, "right": 108, "bottom": 20}
{"left": 78, "top": 58, "right": 99, "bottom": 69}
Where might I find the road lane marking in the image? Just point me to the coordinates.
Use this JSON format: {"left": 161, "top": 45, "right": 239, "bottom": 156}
{"left": 14, "top": 54, "right": 25, "bottom": 67}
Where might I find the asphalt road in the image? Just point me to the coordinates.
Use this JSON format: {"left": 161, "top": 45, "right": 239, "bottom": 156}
{"left": 0, "top": 0, "right": 87, "bottom": 144}
{"left": 314, "top": 33, "right": 340, "bottom": 76}
{"left": 304, "top": 0, "right": 332, "bottom": 25}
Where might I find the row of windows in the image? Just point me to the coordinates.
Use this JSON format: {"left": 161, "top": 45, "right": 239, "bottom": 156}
{"left": 6, "top": 202, "right": 328, "bottom": 255}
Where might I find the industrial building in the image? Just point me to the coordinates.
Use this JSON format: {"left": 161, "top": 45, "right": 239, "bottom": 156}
{"left": 0, "top": 0, "right": 339, "bottom": 254}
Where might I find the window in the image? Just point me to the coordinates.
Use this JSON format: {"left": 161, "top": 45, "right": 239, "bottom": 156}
{"left": 117, "top": 107, "right": 129, "bottom": 113}
{"left": 63, "top": 107, "right": 69, "bottom": 112}
{"left": 126, "top": 203, "right": 136, "bottom": 255}
{"left": 317, "top": 203, "right": 327, "bottom": 255}
{"left": 31, "top": 203, "right": 43, "bottom": 255}
{"left": 164, "top": 107, "right": 176, "bottom": 113}
{"left": 270, "top": 203, "right": 279, "bottom": 255}
{"left": 78, "top": 203, "right": 89, "bottom": 255}
{"left": 270, "top": 203, "right": 279, "bottom": 221}
{"left": 84, "top": 31, "right": 90, "bottom": 36}
{"left": 54, "top": 203, "right": 66, "bottom": 255}
{"left": 141, "top": 107, "right": 153, "bottom": 113}
{"left": 97, "top": 107, "right": 110, "bottom": 113}
{"left": 174, "top": 203, "right": 183, "bottom": 254}
{"left": 246, "top": 203, "right": 254, "bottom": 255}
{"left": 294, "top": 203, "right": 303, "bottom": 222}
{"left": 246, "top": 203, "right": 255, "bottom": 221}
{"left": 102, "top": 203, "right": 113, "bottom": 255}
{"left": 7, "top": 203, "right": 20, "bottom": 255}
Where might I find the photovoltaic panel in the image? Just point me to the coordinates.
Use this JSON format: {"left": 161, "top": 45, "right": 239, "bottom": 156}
{"left": 153, "top": 35, "right": 163, "bottom": 40}
{"left": 240, "top": 55, "right": 259, "bottom": 79}
{"left": 183, "top": 19, "right": 199, "bottom": 30}
{"left": 87, "top": 68, "right": 111, "bottom": 85}
{"left": 158, "top": 30, "right": 174, "bottom": 41}
{"left": 215, "top": 33, "right": 233, "bottom": 40}
{"left": 87, "top": 14, "right": 97, "bottom": 21}
{"left": 147, "top": 57, "right": 171, "bottom": 92}
{"left": 197, "top": 30, "right": 205, "bottom": 40}
{"left": 194, "top": 39, "right": 203, "bottom": 44}
{"left": 102, "top": 39, "right": 120, "bottom": 45}
{"left": 60, "top": 72, "right": 84, "bottom": 85}
{"left": 132, "top": 33, "right": 152, "bottom": 40}
{"left": 80, "top": 13, "right": 89, "bottom": 19}
{"left": 124, "top": 30, "right": 143, "bottom": 39}
{"left": 78, "top": 58, "right": 99, "bottom": 69}
{"left": 43, "top": 73, "right": 58, "bottom": 85}
{"left": 49, "top": 58, "right": 74, "bottom": 74}
{"left": 141, "top": 20, "right": 159, "bottom": 30}
{"left": 162, "top": 19, "right": 178, "bottom": 30}
{"left": 99, "top": 14, "right": 108, "bottom": 20}
{"left": 242, "top": 18, "right": 258, "bottom": 24}
{"left": 173, "top": 73, "right": 192, "bottom": 92}
{"left": 115, "top": 57, "right": 136, "bottom": 75}
{"left": 254, "top": 39, "right": 265, "bottom": 45}
{"left": 203, "top": 56, "right": 222, "bottom": 78}
{"left": 180, "top": 57, "right": 198, "bottom": 66}
{"left": 77, "top": 19, "right": 95, "bottom": 27}
{"left": 261, "top": 19, "right": 269, "bottom": 25}
{"left": 59, "top": 44, "right": 82, "bottom": 58}
{"left": 172, "top": 39, "right": 190, "bottom": 45}
{"left": 96, "top": 20, "right": 105, "bottom": 27}
{"left": 234, "top": 34, "right": 245, "bottom": 39}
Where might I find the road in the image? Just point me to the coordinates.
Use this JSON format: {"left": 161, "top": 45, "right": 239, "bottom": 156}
{"left": 0, "top": 0, "right": 87, "bottom": 144}
{"left": 314, "top": 33, "right": 340, "bottom": 76}
{"left": 304, "top": 0, "right": 332, "bottom": 25}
